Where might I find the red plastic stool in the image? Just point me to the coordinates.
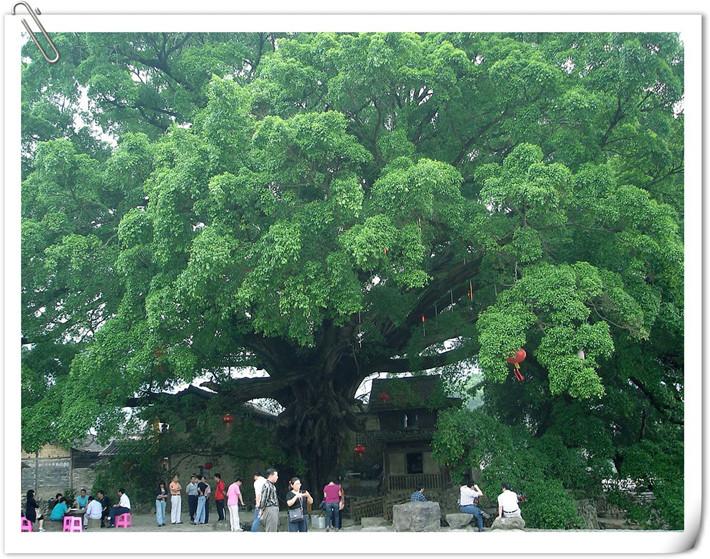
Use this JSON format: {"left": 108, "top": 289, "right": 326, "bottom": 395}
{"left": 115, "top": 513, "right": 132, "bottom": 528}
{"left": 63, "top": 516, "right": 83, "bottom": 532}
{"left": 21, "top": 516, "right": 33, "bottom": 532}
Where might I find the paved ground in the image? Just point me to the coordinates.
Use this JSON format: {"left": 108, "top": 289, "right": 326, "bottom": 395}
{"left": 32, "top": 513, "right": 639, "bottom": 533}
{"left": 35, "top": 513, "right": 478, "bottom": 533}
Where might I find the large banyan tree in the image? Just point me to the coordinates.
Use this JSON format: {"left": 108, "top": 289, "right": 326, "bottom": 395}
{"left": 22, "top": 32, "right": 683, "bottom": 500}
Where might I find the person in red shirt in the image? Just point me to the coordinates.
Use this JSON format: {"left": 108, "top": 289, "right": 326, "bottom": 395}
{"left": 214, "top": 473, "right": 226, "bottom": 523}
{"left": 322, "top": 478, "right": 343, "bottom": 532}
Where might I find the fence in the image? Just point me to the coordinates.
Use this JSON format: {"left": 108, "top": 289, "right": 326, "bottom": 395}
{"left": 349, "top": 496, "right": 384, "bottom": 522}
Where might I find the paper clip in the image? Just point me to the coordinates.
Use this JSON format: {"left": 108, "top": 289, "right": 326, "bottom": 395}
{"left": 12, "top": 2, "right": 60, "bottom": 64}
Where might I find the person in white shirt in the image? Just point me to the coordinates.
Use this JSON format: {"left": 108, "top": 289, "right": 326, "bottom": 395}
{"left": 107, "top": 488, "right": 131, "bottom": 527}
{"left": 459, "top": 481, "right": 485, "bottom": 531}
{"left": 497, "top": 483, "right": 522, "bottom": 519}
{"left": 251, "top": 472, "right": 267, "bottom": 532}
{"left": 83, "top": 496, "right": 103, "bottom": 529}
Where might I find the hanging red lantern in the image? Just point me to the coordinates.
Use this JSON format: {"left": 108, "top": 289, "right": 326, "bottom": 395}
{"left": 354, "top": 443, "right": 366, "bottom": 455}
{"left": 222, "top": 413, "right": 234, "bottom": 424}
{"left": 378, "top": 391, "right": 391, "bottom": 403}
{"left": 204, "top": 462, "right": 213, "bottom": 470}
{"left": 506, "top": 348, "right": 527, "bottom": 365}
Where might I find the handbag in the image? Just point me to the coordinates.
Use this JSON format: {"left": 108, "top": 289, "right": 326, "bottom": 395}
{"left": 288, "top": 494, "right": 305, "bottom": 521}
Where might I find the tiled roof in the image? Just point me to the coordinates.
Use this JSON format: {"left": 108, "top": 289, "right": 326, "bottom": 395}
{"left": 367, "top": 374, "right": 458, "bottom": 412}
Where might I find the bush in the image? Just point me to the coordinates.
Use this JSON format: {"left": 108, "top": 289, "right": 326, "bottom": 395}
{"left": 520, "top": 480, "right": 583, "bottom": 529}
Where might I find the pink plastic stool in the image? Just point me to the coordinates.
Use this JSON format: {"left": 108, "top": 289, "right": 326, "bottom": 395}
{"left": 21, "top": 516, "right": 33, "bottom": 532}
{"left": 115, "top": 513, "right": 132, "bottom": 528}
{"left": 63, "top": 516, "right": 83, "bottom": 532}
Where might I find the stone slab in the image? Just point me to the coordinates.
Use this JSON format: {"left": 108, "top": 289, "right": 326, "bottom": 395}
{"left": 392, "top": 501, "right": 441, "bottom": 532}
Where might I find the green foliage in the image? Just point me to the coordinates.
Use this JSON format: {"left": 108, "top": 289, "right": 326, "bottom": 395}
{"left": 21, "top": 32, "right": 684, "bottom": 518}
{"left": 432, "top": 408, "right": 585, "bottom": 528}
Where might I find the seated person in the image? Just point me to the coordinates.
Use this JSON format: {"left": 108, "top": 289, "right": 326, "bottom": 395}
{"left": 75, "top": 488, "right": 89, "bottom": 509}
{"left": 410, "top": 487, "right": 427, "bottom": 502}
{"left": 84, "top": 496, "right": 103, "bottom": 528}
{"left": 47, "top": 493, "right": 63, "bottom": 513}
{"left": 496, "top": 482, "right": 523, "bottom": 519}
{"left": 48, "top": 497, "right": 68, "bottom": 521}
{"left": 106, "top": 488, "right": 131, "bottom": 527}
{"left": 96, "top": 490, "right": 111, "bottom": 528}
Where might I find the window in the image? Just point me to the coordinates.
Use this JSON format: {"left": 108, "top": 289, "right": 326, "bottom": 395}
{"left": 403, "top": 412, "right": 419, "bottom": 430}
{"left": 406, "top": 452, "right": 423, "bottom": 474}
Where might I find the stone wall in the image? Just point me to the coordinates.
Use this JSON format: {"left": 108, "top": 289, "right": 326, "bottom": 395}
{"left": 21, "top": 457, "right": 71, "bottom": 503}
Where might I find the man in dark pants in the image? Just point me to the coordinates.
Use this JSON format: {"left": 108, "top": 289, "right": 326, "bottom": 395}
{"left": 97, "top": 490, "right": 111, "bottom": 528}
{"left": 214, "top": 473, "right": 226, "bottom": 522}
{"left": 186, "top": 474, "right": 198, "bottom": 522}
{"left": 106, "top": 489, "right": 131, "bottom": 528}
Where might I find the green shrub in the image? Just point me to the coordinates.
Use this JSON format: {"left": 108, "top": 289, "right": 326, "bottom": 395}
{"left": 520, "top": 480, "right": 583, "bottom": 529}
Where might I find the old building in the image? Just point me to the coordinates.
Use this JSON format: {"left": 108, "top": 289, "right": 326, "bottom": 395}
{"left": 349, "top": 374, "right": 459, "bottom": 494}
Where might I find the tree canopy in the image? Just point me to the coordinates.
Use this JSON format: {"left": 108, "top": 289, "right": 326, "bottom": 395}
{"left": 21, "top": 32, "right": 683, "bottom": 525}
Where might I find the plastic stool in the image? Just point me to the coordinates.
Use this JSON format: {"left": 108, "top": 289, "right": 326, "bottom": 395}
{"left": 63, "top": 516, "right": 83, "bottom": 532}
{"left": 115, "top": 513, "right": 132, "bottom": 528}
{"left": 21, "top": 516, "right": 33, "bottom": 532}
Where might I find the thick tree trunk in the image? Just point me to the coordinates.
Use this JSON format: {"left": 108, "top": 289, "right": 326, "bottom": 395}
{"left": 273, "top": 364, "right": 363, "bottom": 496}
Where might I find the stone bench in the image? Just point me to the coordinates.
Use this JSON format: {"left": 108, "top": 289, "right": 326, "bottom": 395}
{"left": 392, "top": 501, "right": 441, "bottom": 532}
{"left": 491, "top": 516, "right": 526, "bottom": 530}
{"left": 446, "top": 513, "right": 474, "bottom": 529}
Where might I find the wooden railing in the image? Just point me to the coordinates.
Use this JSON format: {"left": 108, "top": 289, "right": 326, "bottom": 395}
{"left": 386, "top": 472, "right": 450, "bottom": 492}
{"left": 349, "top": 496, "right": 384, "bottom": 522}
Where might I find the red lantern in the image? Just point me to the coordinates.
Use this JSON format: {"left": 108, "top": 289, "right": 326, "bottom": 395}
{"left": 204, "top": 462, "right": 213, "bottom": 470}
{"left": 378, "top": 391, "right": 391, "bottom": 403}
{"left": 354, "top": 444, "right": 366, "bottom": 455}
{"left": 506, "top": 348, "right": 527, "bottom": 365}
{"left": 222, "top": 413, "right": 234, "bottom": 424}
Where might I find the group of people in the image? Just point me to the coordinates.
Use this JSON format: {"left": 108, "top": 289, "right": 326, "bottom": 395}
{"left": 250, "top": 469, "right": 343, "bottom": 533}
{"left": 156, "top": 473, "right": 244, "bottom": 529}
{"left": 23, "top": 487, "right": 132, "bottom": 531}
{"left": 409, "top": 481, "right": 524, "bottom": 531}
{"left": 154, "top": 469, "right": 343, "bottom": 533}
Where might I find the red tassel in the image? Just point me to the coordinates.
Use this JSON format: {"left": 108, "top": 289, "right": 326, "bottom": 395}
{"left": 513, "top": 366, "right": 525, "bottom": 382}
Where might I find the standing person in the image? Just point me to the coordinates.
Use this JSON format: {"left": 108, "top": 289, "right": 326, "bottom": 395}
{"left": 25, "top": 489, "right": 45, "bottom": 532}
{"left": 106, "top": 489, "right": 131, "bottom": 528}
{"left": 214, "top": 473, "right": 226, "bottom": 523}
{"left": 186, "top": 474, "right": 199, "bottom": 522}
{"left": 497, "top": 482, "right": 523, "bottom": 520}
{"left": 226, "top": 477, "right": 245, "bottom": 532}
{"left": 459, "top": 480, "right": 485, "bottom": 532}
{"left": 257, "top": 468, "right": 279, "bottom": 532}
{"left": 169, "top": 474, "right": 182, "bottom": 525}
{"left": 285, "top": 477, "right": 313, "bottom": 533}
{"left": 194, "top": 476, "right": 208, "bottom": 525}
{"left": 322, "top": 478, "right": 342, "bottom": 532}
{"left": 75, "top": 488, "right": 89, "bottom": 509}
{"left": 250, "top": 471, "right": 266, "bottom": 532}
{"left": 156, "top": 481, "right": 168, "bottom": 527}
{"left": 96, "top": 490, "right": 111, "bottom": 528}
{"left": 203, "top": 475, "right": 211, "bottom": 523}
{"left": 48, "top": 497, "right": 68, "bottom": 522}
{"left": 84, "top": 496, "right": 103, "bottom": 529}
{"left": 337, "top": 477, "right": 346, "bottom": 529}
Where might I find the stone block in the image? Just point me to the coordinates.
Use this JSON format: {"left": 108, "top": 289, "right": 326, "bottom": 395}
{"left": 491, "top": 516, "right": 525, "bottom": 530}
{"left": 392, "top": 501, "right": 441, "bottom": 532}
{"left": 446, "top": 513, "right": 474, "bottom": 529}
